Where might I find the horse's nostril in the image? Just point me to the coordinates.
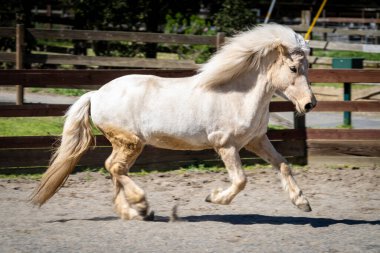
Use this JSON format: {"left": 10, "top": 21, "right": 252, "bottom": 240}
{"left": 305, "top": 103, "right": 313, "bottom": 111}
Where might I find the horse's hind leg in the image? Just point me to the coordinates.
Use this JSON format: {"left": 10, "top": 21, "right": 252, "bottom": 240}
{"left": 104, "top": 131, "right": 153, "bottom": 220}
{"left": 206, "top": 146, "right": 247, "bottom": 205}
{"left": 245, "top": 135, "right": 311, "bottom": 212}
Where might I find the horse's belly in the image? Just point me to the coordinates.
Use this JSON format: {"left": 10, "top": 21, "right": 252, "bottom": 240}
{"left": 147, "top": 133, "right": 209, "bottom": 151}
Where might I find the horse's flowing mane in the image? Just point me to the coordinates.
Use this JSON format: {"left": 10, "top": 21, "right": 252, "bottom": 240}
{"left": 197, "top": 24, "right": 309, "bottom": 88}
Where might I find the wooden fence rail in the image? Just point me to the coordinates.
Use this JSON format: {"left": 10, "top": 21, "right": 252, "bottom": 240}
{"left": 2, "top": 101, "right": 380, "bottom": 117}
{"left": 0, "top": 26, "right": 223, "bottom": 45}
{"left": 0, "top": 26, "right": 225, "bottom": 69}
{"left": 0, "top": 69, "right": 379, "bottom": 118}
{"left": 3, "top": 24, "right": 377, "bottom": 40}
{"left": 308, "top": 40, "right": 380, "bottom": 54}
{"left": 3, "top": 51, "right": 380, "bottom": 69}
{"left": 1, "top": 25, "right": 379, "bottom": 69}
{"left": 28, "top": 28, "right": 222, "bottom": 45}
{"left": 0, "top": 69, "right": 379, "bottom": 86}
{"left": 0, "top": 52, "right": 198, "bottom": 69}
{"left": 2, "top": 129, "right": 380, "bottom": 149}
{"left": 1, "top": 128, "right": 379, "bottom": 173}
{"left": 290, "top": 25, "right": 380, "bottom": 37}
{"left": 317, "top": 17, "right": 380, "bottom": 24}
{"left": 308, "top": 56, "right": 380, "bottom": 69}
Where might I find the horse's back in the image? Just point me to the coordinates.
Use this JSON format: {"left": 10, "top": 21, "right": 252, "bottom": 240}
{"left": 89, "top": 74, "right": 206, "bottom": 144}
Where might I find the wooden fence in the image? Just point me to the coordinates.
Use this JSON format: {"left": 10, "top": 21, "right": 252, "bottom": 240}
{"left": 0, "top": 69, "right": 379, "bottom": 173}
{"left": 289, "top": 22, "right": 380, "bottom": 68}
{"left": 0, "top": 25, "right": 225, "bottom": 105}
{"left": 1, "top": 25, "right": 379, "bottom": 70}
{"left": 0, "top": 25, "right": 224, "bottom": 69}
{"left": 317, "top": 17, "right": 380, "bottom": 24}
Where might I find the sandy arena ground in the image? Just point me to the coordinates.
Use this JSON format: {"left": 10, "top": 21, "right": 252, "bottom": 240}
{"left": 0, "top": 166, "right": 379, "bottom": 253}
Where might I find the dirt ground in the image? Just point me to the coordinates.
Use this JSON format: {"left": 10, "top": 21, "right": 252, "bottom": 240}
{"left": 0, "top": 166, "right": 379, "bottom": 253}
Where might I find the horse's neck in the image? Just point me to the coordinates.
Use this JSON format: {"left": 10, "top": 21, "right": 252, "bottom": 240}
{"left": 237, "top": 71, "right": 274, "bottom": 117}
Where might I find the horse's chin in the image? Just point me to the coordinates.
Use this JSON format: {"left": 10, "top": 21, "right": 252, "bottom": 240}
{"left": 295, "top": 103, "right": 315, "bottom": 115}
{"left": 294, "top": 102, "right": 306, "bottom": 116}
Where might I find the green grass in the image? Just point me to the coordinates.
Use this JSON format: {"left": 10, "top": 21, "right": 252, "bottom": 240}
{"left": 312, "top": 83, "right": 375, "bottom": 89}
{"left": 30, "top": 88, "right": 89, "bottom": 96}
{"left": 268, "top": 124, "right": 288, "bottom": 130}
{"left": 313, "top": 49, "right": 380, "bottom": 61}
{"left": 0, "top": 173, "right": 43, "bottom": 180}
{"left": 0, "top": 117, "right": 102, "bottom": 136}
{"left": 36, "top": 39, "right": 73, "bottom": 49}
{"left": 0, "top": 117, "right": 64, "bottom": 136}
{"left": 0, "top": 117, "right": 287, "bottom": 137}
{"left": 336, "top": 124, "right": 353, "bottom": 129}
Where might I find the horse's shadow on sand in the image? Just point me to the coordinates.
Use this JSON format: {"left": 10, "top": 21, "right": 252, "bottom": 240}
{"left": 48, "top": 214, "right": 380, "bottom": 228}
{"left": 178, "top": 214, "right": 380, "bottom": 228}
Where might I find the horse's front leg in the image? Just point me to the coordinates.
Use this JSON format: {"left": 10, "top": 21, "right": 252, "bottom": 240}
{"left": 245, "top": 135, "right": 311, "bottom": 212}
{"left": 206, "top": 146, "right": 247, "bottom": 205}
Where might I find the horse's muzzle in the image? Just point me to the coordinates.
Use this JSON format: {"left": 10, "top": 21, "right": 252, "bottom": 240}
{"left": 304, "top": 100, "right": 317, "bottom": 112}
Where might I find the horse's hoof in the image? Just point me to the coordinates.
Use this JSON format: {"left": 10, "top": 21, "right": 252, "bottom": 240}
{"left": 297, "top": 203, "right": 312, "bottom": 212}
{"left": 205, "top": 194, "right": 211, "bottom": 203}
{"left": 143, "top": 211, "right": 155, "bottom": 221}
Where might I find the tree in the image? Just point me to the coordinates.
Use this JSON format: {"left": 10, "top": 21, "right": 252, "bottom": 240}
{"left": 60, "top": 0, "right": 201, "bottom": 58}
{"left": 0, "top": 0, "right": 259, "bottom": 64}
{"left": 212, "top": 0, "right": 257, "bottom": 35}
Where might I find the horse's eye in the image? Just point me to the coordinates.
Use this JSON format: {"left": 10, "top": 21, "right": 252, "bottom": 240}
{"left": 290, "top": 66, "right": 297, "bottom": 73}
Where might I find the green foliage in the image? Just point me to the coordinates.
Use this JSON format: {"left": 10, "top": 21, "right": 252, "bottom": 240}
{"left": 0, "top": 0, "right": 20, "bottom": 66}
{"left": 61, "top": 0, "right": 141, "bottom": 30}
{"left": 59, "top": 0, "right": 201, "bottom": 58}
{"left": 36, "top": 39, "right": 73, "bottom": 49}
{"left": 92, "top": 41, "right": 144, "bottom": 58}
{"left": 164, "top": 13, "right": 216, "bottom": 63}
{"left": 213, "top": 0, "right": 257, "bottom": 35}
{"left": 165, "top": 13, "right": 212, "bottom": 35}
{"left": 0, "top": 0, "right": 261, "bottom": 63}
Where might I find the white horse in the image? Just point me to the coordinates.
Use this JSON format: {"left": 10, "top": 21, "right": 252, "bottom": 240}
{"left": 31, "top": 24, "right": 317, "bottom": 221}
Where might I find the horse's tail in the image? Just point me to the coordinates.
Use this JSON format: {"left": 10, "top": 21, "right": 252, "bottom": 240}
{"left": 30, "top": 91, "right": 95, "bottom": 206}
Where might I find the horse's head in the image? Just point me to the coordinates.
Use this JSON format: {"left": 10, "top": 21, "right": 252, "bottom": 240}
{"left": 268, "top": 35, "right": 317, "bottom": 114}
{"left": 198, "top": 24, "right": 317, "bottom": 114}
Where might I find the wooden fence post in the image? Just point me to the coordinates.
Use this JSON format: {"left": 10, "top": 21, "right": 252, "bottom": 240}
{"left": 216, "top": 32, "right": 225, "bottom": 51}
{"left": 377, "top": 13, "right": 380, "bottom": 45}
{"left": 301, "top": 10, "right": 311, "bottom": 26}
{"left": 322, "top": 9, "right": 327, "bottom": 41}
{"left": 16, "top": 24, "right": 25, "bottom": 105}
{"left": 293, "top": 10, "right": 312, "bottom": 165}
{"left": 294, "top": 11, "right": 310, "bottom": 131}
{"left": 294, "top": 113, "right": 307, "bottom": 165}
{"left": 343, "top": 82, "right": 352, "bottom": 125}
{"left": 294, "top": 114, "right": 306, "bottom": 129}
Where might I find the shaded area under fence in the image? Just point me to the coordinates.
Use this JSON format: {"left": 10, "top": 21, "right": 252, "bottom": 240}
{"left": 1, "top": 129, "right": 380, "bottom": 173}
